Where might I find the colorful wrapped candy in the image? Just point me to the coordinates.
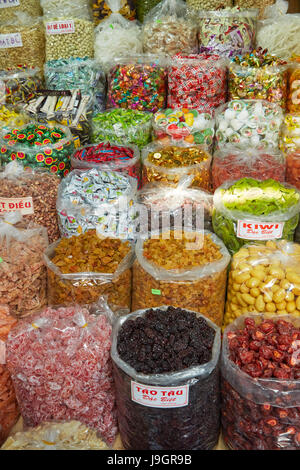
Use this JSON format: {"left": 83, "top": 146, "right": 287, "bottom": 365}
{"left": 0, "top": 106, "right": 29, "bottom": 133}
{"left": 0, "top": 67, "right": 42, "bottom": 107}
{"left": 215, "top": 100, "right": 283, "bottom": 151}
{"left": 71, "top": 142, "right": 142, "bottom": 189}
{"left": 0, "top": 123, "right": 74, "bottom": 178}
{"left": 56, "top": 168, "right": 138, "bottom": 240}
{"left": 92, "top": 108, "right": 152, "bottom": 149}
{"left": 195, "top": 8, "right": 257, "bottom": 58}
{"left": 280, "top": 114, "right": 300, "bottom": 155}
{"left": 212, "top": 148, "right": 286, "bottom": 191}
{"left": 6, "top": 301, "right": 118, "bottom": 445}
{"left": 287, "top": 61, "right": 300, "bottom": 114}
{"left": 212, "top": 178, "right": 300, "bottom": 254}
{"left": 153, "top": 108, "right": 215, "bottom": 150}
{"left": 167, "top": 54, "right": 227, "bottom": 113}
{"left": 228, "top": 50, "right": 288, "bottom": 108}
{"left": 107, "top": 56, "right": 167, "bottom": 113}
{"left": 142, "top": 142, "right": 212, "bottom": 190}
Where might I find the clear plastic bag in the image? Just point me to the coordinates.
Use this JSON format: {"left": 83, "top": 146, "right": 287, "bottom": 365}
{"left": 221, "top": 313, "right": 300, "bottom": 450}
{"left": 0, "top": 305, "right": 18, "bottom": 447}
{"left": 0, "top": 67, "right": 42, "bottom": 107}
{"left": 56, "top": 168, "right": 138, "bottom": 240}
{"left": 92, "top": 108, "right": 153, "bottom": 149}
{"left": 44, "top": 58, "right": 106, "bottom": 113}
{"left": 0, "top": 14, "right": 45, "bottom": 70}
{"left": 137, "top": 179, "right": 213, "bottom": 233}
{"left": 0, "top": 105, "right": 29, "bottom": 133}
{"left": 212, "top": 178, "right": 300, "bottom": 255}
{"left": 0, "top": 212, "right": 48, "bottom": 318}
{"left": 194, "top": 8, "right": 258, "bottom": 58}
{"left": 0, "top": 0, "right": 41, "bottom": 21}
{"left": 286, "top": 150, "right": 300, "bottom": 190}
{"left": 132, "top": 229, "right": 230, "bottom": 326}
{"left": 1, "top": 420, "right": 110, "bottom": 450}
{"left": 107, "top": 55, "right": 168, "bottom": 114}
{"left": 212, "top": 148, "right": 286, "bottom": 191}
{"left": 142, "top": 141, "right": 212, "bottom": 191}
{"left": 167, "top": 53, "right": 227, "bottom": 113}
{"left": 44, "top": 16, "right": 94, "bottom": 61}
{"left": 257, "top": 14, "right": 300, "bottom": 60}
{"left": 186, "top": 0, "right": 232, "bottom": 10}
{"left": 0, "top": 122, "right": 74, "bottom": 178}
{"left": 287, "top": 61, "right": 300, "bottom": 115}
{"left": 71, "top": 142, "right": 142, "bottom": 188}
{"left": 153, "top": 108, "right": 214, "bottom": 150}
{"left": 224, "top": 241, "right": 300, "bottom": 327}
{"left": 142, "top": 0, "right": 198, "bottom": 56}
{"left": 41, "top": 0, "right": 92, "bottom": 20}
{"left": 228, "top": 61, "right": 288, "bottom": 109}
{"left": 0, "top": 161, "right": 60, "bottom": 244}
{"left": 214, "top": 99, "right": 283, "bottom": 151}
{"left": 45, "top": 233, "right": 134, "bottom": 313}
{"left": 92, "top": 0, "right": 136, "bottom": 25}
{"left": 234, "top": 0, "right": 275, "bottom": 18}
{"left": 111, "top": 306, "right": 221, "bottom": 449}
{"left": 6, "top": 299, "right": 118, "bottom": 445}
{"left": 94, "top": 15, "right": 142, "bottom": 74}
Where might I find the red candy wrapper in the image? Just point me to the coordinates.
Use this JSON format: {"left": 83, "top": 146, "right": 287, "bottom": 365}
{"left": 286, "top": 150, "right": 300, "bottom": 190}
{"left": 212, "top": 148, "right": 286, "bottom": 191}
{"left": 168, "top": 53, "right": 227, "bottom": 112}
{"left": 71, "top": 141, "right": 142, "bottom": 189}
{"left": 6, "top": 302, "right": 118, "bottom": 445}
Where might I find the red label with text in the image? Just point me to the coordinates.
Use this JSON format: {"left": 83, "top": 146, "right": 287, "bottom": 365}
{"left": 131, "top": 381, "right": 189, "bottom": 408}
{"left": 237, "top": 220, "right": 284, "bottom": 240}
{"left": 46, "top": 20, "right": 75, "bottom": 35}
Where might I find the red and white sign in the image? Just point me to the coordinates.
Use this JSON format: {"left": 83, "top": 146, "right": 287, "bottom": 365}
{"left": 46, "top": 20, "right": 75, "bottom": 35}
{"left": 0, "top": 33, "right": 22, "bottom": 49}
{"left": 0, "top": 197, "right": 34, "bottom": 215}
{"left": 131, "top": 381, "right": 189, "bottom": 408}
{"left": 0, "top": 0, "right": 20, "bottom": 7}
{"left": 237, "top": 220, "right": 284, "bottom": 240}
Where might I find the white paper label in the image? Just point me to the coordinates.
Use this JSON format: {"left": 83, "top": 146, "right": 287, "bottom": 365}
{"left": 131, "top": 381, "right": 189, "bottom": 408}
{"left": 0, "top": 197, "right": 34, "bottom": 215}
{"left": 0, "top": 33, "right": 22, "bottom": 49}
{"left": 237, "top": 220, "right": 284, "bottom": 240}
{"left": 0, "top": 0, "right": 20, "bottom": 8}
{"left": 46, "top": 20, "right": 75, "bottom": 35}
{"left": 0, "top": 340, "right": 5, "bottom": 364}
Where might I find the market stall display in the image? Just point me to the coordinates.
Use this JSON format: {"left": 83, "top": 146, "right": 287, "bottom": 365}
{"left": 112, "top": 306, "right": 221, "bottom": 450}
{"left": 132, "top": 230, "right": 230, "bottom": 327}
{"left": 224, "top": 240, "right": 300, "bottom": 326}
{"left": 142, "top": 143, "right": 212, "bottom": 190}
{"left": 0, "top": 123, "right": 74, "bottom": 177}
{"left": 45, "top": 230, "right": 134, "bottom": 313}
{"left": 0, "top": 162, "right": 60, "bottom": 243}
{"left": 228, "top": 50, "right": 288, "bottom": 108}
{"left": 56, "top": 168, "right": 138, "bottom": 239}
{"left": 71, "top": 142, "right": 142, "bottom": 188}
{"left": 168, "top": 54, "right": 227, "bottom": 113}
{"left": 194, "top": 8, "right": 257, "bottom": 58}
{"left": 212, "top": 148, "right": 286, "bottom": 190}
{"left": 212, "top": 178, "right": 300, "bottom": 254}
{"left": 0, "top": 306, "right": 18, "bottom": 447}
{"left": 153, "top": 108, "right": 215, "bottom": 150}
{"left": 222, "top": 314, "right": 300, "bottom": 450}
{"left": 0, "top": 67, "right": 42, "bottom": 107}
{"left": 215, "top": 100, "right": 283, "bottom": 150}
{"left": 107, "top": 56, "right": 167, "bottom": 113}
{"left": 92, "top": 108, "right": 153, "bottom": 149}
{"left": 0, "top": 212, "right": 48, "bottom": 318}
{"left": 6, "top": 301, "right": 118, "bottom": 445}
{"left": 1, "top": 421, "right": 110, "bottom": 450}
{"left": 142, "top": 0, "right": 197, "bottom": 56}
{"left": 0, "top": 15, "right": 45, "bottom": 71}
